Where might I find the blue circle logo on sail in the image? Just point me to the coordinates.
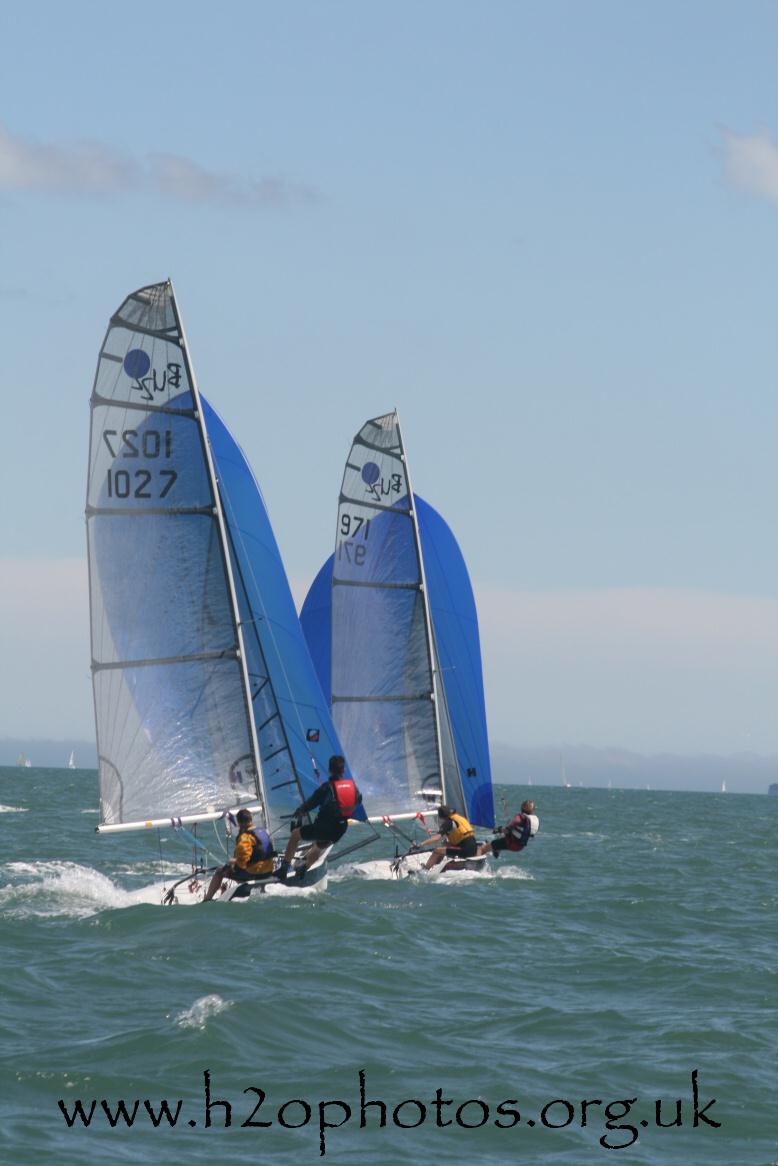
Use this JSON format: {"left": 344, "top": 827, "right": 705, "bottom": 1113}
{"left": 361, "top": 462, "right": 380, "bottom": 486}
{"left": 124, "top": 349, "right": 151, "bottom": 379}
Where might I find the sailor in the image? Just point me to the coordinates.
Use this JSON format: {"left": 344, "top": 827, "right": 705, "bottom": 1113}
{"left": 478, "top": 799, "right": 539, "bottom": 858}
{"left": 275, "top": 755, "right": 361, "bottom": 880}
{"left": 202, "top": 808, "right": 275, "bottom": 901}
{"left": 421, "top": 804, "right": 478, "bottom": 870}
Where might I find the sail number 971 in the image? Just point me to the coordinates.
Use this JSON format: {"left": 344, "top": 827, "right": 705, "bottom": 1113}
{"left": 102, "top": 428, "right": 177, "bottom": 500}
{"left": 337, "top": 513, "right": 371, "bottom": 566}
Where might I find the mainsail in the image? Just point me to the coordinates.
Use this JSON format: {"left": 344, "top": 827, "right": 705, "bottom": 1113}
{"left": 301, "top": 412, "right": 493, "bottom": 827}
{"left": 86, "top": 281, "right": 342, "bottom": 836}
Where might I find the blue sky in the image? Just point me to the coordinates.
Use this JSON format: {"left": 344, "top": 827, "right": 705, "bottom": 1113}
{"left": 1, "top": 1, "right": 776, "bottom": 755}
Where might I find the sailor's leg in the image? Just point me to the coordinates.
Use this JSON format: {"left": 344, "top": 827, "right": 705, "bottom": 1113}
{"left": 302, "top": 842, "right": 322, "bottom": 871}
{"left": 202, "top": 864, "right": 229, "bottom": 901}
{"left": 425, "top": 846, "right": 446, "bottom": 870}
{"left": 282, "top": 828, "right": 302, "bottom": 866}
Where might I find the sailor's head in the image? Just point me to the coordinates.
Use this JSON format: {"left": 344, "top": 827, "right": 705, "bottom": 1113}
{"left": 328, "top": 755, "right": 346, "bottom": 779}
{"left": 521, "top": 800, "right": 536, "bottom": 815}
{"left": 236, "top": 808, "right": 253, "bottom": 827}
{"left": 437, "top": 804, "right": 453, "bottom": 820}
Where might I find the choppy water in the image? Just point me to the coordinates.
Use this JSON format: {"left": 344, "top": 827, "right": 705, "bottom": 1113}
{"left": 1, "top": 767, "right": 776, "bottom": 1165}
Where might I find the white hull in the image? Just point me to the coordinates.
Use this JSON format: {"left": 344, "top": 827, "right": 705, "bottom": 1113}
{"left": 162, "top": 846, "right": 331, "bottom": 905}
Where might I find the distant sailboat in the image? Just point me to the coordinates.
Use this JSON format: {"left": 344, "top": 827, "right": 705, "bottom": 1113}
{"left": 721, "top": 780, "right": 727, "bottom": 794}
{"left": 67, "top": 751, "right": 76, "bottom": 770}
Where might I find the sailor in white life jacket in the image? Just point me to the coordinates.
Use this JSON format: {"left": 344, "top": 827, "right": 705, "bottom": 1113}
{"left": 478, "top": 799, "right": 539, "bottom": 858}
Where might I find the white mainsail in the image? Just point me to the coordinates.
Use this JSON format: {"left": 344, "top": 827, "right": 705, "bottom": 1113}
{"left": 329, "top": 412, "right": 466, "bottom": 820}
{"left": 86, "top": 281, "right": 264, "bottom": 832}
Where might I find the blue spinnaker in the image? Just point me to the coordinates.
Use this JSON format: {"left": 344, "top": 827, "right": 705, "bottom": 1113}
{"left": 202, "top": 396, "right": 365, "bottom": 828}
{"left": 300, "top": 493, "right": 493, "bottom": 828}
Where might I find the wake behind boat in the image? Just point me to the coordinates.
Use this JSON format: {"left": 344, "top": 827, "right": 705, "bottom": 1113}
{"left": 301, "top": 411, "right": 496, "bottom": 875}
{"left": 85, "top": 281, "right": 353, "bottom": 902}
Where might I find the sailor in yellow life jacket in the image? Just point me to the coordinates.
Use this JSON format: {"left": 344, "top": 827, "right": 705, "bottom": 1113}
{"left": 202, "top": 808, "right": 275, "bottom": 901}
{"left": 421, "top": 804, "right": 477, "bottom": 870}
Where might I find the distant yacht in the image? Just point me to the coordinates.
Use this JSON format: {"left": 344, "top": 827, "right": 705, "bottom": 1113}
{"left": 720, "top": 780, "right": 726, "bottom": 793}
{"left": 67, "top": 751, "right": 76, "bottom": 770}
{"left": 16, "top": 753, "right": 31, "bottom": 769}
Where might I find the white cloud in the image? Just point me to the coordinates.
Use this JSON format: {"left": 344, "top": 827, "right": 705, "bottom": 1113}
{"left": 721, "top": 128, "right": 778, "bottom": 209}
{"left": 0, "top": 122, "right": 318, "bottom": 206}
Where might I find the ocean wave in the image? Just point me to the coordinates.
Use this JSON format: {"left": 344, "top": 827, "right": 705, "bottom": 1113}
{"left": 0, "top": 862, "right": 163, "bottom": 918}
{"left": 0, "top": 804, "right": 28, "bottom": 813}
{"left": 173, "top": 994, "right": 232, "bottom": 1030}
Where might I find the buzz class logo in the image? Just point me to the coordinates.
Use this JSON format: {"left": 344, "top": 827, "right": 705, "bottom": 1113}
{"left": 361, "top": 460, "right": 402, "bottom": 501}
{"left": 123, "top": 348, "right": 183, "bottom": 403}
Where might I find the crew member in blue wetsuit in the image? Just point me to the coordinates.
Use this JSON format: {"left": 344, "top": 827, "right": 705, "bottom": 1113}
{"left": 275, "top": 755, "right": 361, "bottom": 880}
{"left": 202, "top": 808, "right": 275, "bottom": 901}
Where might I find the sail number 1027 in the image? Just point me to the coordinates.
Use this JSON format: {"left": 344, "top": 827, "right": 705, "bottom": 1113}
{"left": 103, "top": 428, "right": 177, "bottom": 500}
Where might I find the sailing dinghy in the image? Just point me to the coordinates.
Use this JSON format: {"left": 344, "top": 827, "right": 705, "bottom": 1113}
{"left": 300, "top": 411, "right": 494, "bottom": 877}
{"left": 86, "top": 281, "right": 352, "bottom": 902}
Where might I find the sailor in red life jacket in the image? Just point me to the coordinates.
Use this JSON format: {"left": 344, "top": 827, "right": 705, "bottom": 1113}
{"left": 477, "top": 799, "right": 539, "bottom": 858}
{"left": 275, "top": 755, "right": 361, "bottom": 880}
{"left": 202, "top": 807, "right": 275, "bottom": 901}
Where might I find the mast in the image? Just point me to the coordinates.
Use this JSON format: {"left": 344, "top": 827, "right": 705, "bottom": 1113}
{"left": 167, "top": 282, "right": 267, "bottom": 822}
{"left": 393, "top": 411, "right": 447, "bottom": 803}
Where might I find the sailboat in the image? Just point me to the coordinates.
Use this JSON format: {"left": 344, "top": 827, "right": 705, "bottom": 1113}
{"left": 300, "top": 411, "right": 494, "bottom": 874}
{"left": 86, "top": 280, "right": 352, "bottom": 902}
{"left": 67, "top": 751, "right": 76, "bottom": 769}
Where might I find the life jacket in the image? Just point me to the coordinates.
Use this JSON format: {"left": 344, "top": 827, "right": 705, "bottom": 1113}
{"left": 504, "top": 812, "right": 539, "bottom": 852}
{"left": 236, "top": 826, "right": 274, "bottom": 873}
{"left": 444, "top": 812, "right": 475, "bottom": 847}
{"left": 331, "top": 778, "right": 358, "bottom": 819}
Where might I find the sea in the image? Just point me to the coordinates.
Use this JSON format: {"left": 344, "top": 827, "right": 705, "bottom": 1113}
{"left": 0, "top": 767, "right": 775, "bottom": 1166}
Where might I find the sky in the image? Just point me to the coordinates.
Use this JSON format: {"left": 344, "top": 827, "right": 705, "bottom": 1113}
{"left": 0, "top": 0, "right": 776, "bottom": 757}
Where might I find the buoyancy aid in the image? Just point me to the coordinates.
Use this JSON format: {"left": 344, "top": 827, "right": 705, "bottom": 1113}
{"left": 504, "top": 812, "right": 539, "bottom": 852}
{"left": 444, "top": 812, "right": 475, "bottom": 847}
{"left": 331, "top": 778, "right": 358, "bottom": 819}
{"left": 236, "top": 826, "right": 274, "bottom": 874}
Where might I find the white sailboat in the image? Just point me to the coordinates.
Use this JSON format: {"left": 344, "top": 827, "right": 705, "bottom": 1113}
{"left": 67, "top": 751, "right": 76, "bottom": 769}
{"left": 86, "top": 281, "right": 349, "bottom": 902}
